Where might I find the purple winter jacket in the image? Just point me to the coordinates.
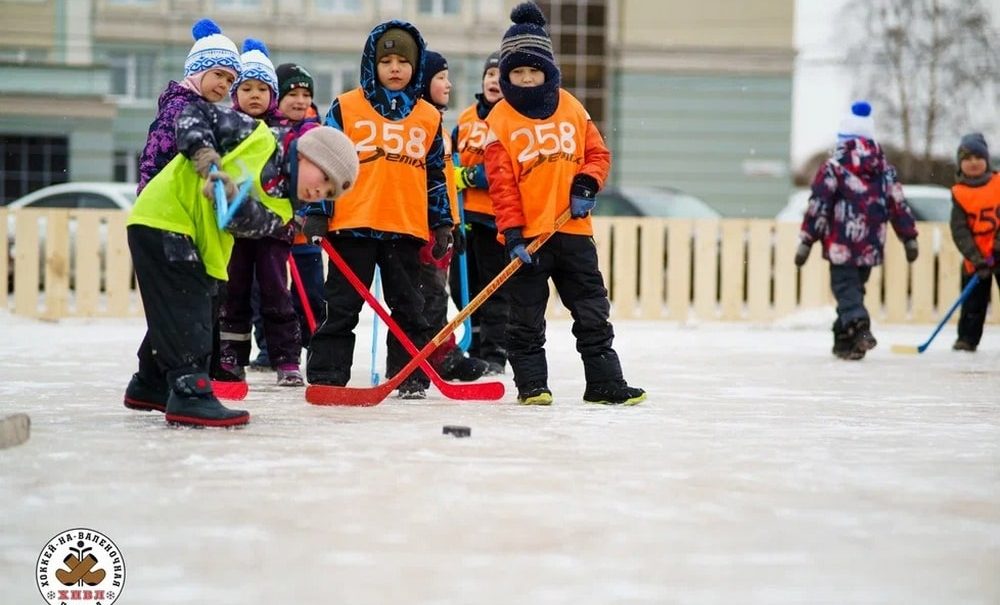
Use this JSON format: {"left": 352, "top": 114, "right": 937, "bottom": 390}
{"left": 137, "top": 81, "right": 203, "bottom": 194}
{"left": 800, "top": 138, "right": 918, "bottom": 267}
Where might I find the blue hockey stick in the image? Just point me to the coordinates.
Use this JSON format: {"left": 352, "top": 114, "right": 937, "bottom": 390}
{"left": 456, "top": 190, "right": 473, "bottom": 351}
{"left": 891, "top": 273, "right": 981, "bottom": 354}
{"left": 370, "top": 266, "right": 382, "bottom": 385}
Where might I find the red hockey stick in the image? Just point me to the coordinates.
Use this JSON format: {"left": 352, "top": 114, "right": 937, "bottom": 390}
{"left": 313, "top": 237, "right": 504, "bottom": 401}
{"left": 288, "top": 253, "right": 318, "bottom": 334}
{"left": 307, "top": 208, "right": 571, "bottom": 406}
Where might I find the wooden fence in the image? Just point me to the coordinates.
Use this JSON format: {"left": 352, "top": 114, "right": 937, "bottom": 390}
{"left": 2, "top": 208, "right": 997, "bottom": 323}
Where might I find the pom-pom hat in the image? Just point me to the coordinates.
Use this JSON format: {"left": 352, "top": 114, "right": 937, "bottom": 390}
{"left": 184, "top": 18, "right": 241, "bottom": 77}
{"left": 499, "top": 3, "right": 559, "bottom": 84}
{"left": 837, "top": 101, "right": 876, "bottom": 142}
{"left": 235, "top": 38, "right": 278, "bottom": 94}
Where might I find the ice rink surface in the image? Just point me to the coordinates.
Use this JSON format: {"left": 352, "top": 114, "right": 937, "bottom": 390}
{"left": 1, "top": 310, "right": 998, "bottom": 604}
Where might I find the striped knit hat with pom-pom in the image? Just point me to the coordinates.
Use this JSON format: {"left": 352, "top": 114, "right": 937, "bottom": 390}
{"left": 235, "top": 38, "right": 278, "bottom": 95}
{"left": 499, "top": 3, "right": 560, "bottom": 85}
{"left": 184, "top": 18, "right": 241, "bottom": 77}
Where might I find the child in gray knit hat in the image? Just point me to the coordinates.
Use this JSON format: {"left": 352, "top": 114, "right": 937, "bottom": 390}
{"left": 124, "top": 99, "right": 357, "bottom": 428}
{"left": 949, "top": 132, "right": 1000, "bottom": 351}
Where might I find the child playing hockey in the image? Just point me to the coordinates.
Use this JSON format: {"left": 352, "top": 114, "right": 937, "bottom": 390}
{"left": 452, "top": 50, "right": 510, "bottom": 376}
{"left": 413, "top": 49, "right": 489, "bottom": 384}
{"left": 123, "top": 100, "right": 358, "bottom": 427}
{"left": 795, "top": 101, "right": 919, "bottom": 360}
{"left": 949, "top": 133, "right": 1000, "bottom": 352}
{"left": 221, "top": 39, "right": 305, "bottom": 386}
{"left": 137, "top": 18, "right": 240, "bottom": 194}
{"left": 483, "top": 3, "right": 645, "bottom": 405}
{"left": 275, "top": 63, "right": 327, "bottom": 356}
{"left": 305, "top": 21, "right": 453, "bottom": 398}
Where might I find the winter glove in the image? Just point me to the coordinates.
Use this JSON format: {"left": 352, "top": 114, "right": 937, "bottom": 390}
{"left": 453, "top": 224, "right": 468, "bottom": 255}
{"left": 454, "top": 165, "right": 471, "bottom": 191}
{"left": 793, "top": 242, "right": 812, "bottom": 267}
{"left": 202, "top": 170, "right": 237, "bottom": 204}
{"left": 504, "top": 228, "right": 532, "bottom": 264}
{"left": 903, "top": 238, "right": 919, "bottom": 263}
{"left": 569, "top": 174, "right": 598, "bottom": 219}
{"left": 431, "top": 225, "right": 454, "bottom": 260}
{"left": 302, "top": 214, "right": 329, "bottom": 242}
{"left": 975, "top": 263, "right": 992, "bottom": 280}
{"left": 191, "top": 146, "right": 222, "bottom": 179}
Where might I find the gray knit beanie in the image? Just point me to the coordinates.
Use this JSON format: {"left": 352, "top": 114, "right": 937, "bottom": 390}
{"left": 297, "top": 127, "right": 359, "bottom": 199}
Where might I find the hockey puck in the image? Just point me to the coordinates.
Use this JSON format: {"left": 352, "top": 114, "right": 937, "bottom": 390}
{"left": 0, "top": 413, "right": 31, "bottom": 449}
{"left": 443, "top": 425, "right": 470, "bottom": 438}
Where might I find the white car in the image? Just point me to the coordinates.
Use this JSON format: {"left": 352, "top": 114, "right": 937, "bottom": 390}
{"left": 776, "top": 184, "right": 953, "bottom": 223}
{"left": 6, "top": 182, "right": 137, "bottom": 290}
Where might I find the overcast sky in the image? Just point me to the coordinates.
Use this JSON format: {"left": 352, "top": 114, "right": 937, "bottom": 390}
{"left": 791, "top": 0, "right": 1000, "bottom": 169}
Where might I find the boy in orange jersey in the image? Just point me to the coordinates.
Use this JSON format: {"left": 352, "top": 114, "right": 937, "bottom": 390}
{"left": 949, "top": 133, "right": 1000, "bottom": 351}
{"left": 483, "top": 3, "right": 645, "bottom": 406}
{"left": 303, "top": 21, "right": 453, "bottom": 397}
{"left": 452, "top": 50, "right": 510, "bottom": 376}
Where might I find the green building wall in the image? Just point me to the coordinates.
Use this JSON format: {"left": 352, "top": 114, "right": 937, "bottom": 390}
{"left": 612, "top": 72, "right": 793, "bottom": 217}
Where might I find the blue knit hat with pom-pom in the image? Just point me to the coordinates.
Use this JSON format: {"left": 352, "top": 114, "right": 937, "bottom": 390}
{"left": 499, "top": 3, "right": 560, "bottom": 85}
{"left": 184, "top": 18, "right": 241, "bottom": 77}
{"left": 837, "top": 101, "right": 876, "bottom": 142}
{"left": 235, "top": 38, "right": 278, "bottom": 94}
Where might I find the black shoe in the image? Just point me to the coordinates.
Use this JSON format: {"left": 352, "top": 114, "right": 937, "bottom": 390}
{"left": 849, "top": 318, "right": 877, "bottom": 352}
{"left": 397, "top": 376, "right": 428, "bottom": 400}
{"left": 438, "top": 350, "right": 489, "bottom": 382}
{"left": 165, "top": 373, "right": 249, "bottom": 428}
{"left": 832, "top": 322, "right": 865, "bottom": 360}
{"left": 582, "top": 381, "right": 646, "bottom": 405}
{"left": 517, "top": 383, "right": 553, "bottom": 405}
{"left": 123, "top": 373, "right": 168, "bottom": 413}
{"left": 953, "top": 339, "right": 977, "bottom": 352}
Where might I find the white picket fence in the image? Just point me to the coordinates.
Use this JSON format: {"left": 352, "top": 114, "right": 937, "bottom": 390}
{"left": 2, "top": 208, "right": 997, "bottom": 324}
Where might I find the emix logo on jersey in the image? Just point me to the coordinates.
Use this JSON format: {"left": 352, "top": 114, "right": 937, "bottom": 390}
{"left": 36, "top": 528, "right": 125, "bottom": 605}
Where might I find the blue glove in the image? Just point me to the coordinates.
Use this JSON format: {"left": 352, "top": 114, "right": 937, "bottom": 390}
{"left": 569, "top": 174, "right": 598, "bottom": 219}
{"left": 504, "top": 228, "right": 532, "bottom": 264}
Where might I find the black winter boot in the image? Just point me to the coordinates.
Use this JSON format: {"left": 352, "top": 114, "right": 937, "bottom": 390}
{"left": 832, "top": 322, "right": 864, "bottom": 360}
{"left": 165, "top": 373, "right": 250, "bottom": 427}
{"left": 123, "top": 373, "right": 168, "bottom": 413}
{"left": 517, "top": 382, "right": 553, "bottom": 405}
{"left": 437, "top": 348, "right": 489, "bottom": 382}
{"left": 850, "top": 318, "right": 877, "bottom": 352}
{"left": 582, "top": 380, "right": 646, "bottom": 405}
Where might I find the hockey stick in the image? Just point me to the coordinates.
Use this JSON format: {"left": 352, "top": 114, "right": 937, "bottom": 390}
{"left": 288, "top": 253, "right": 317, "bottom": 334}
{"left": 312, "top": 237, "right": 505, "bottom": 401}
{"left": 891, "top": 273, "right": 980, "bottom": 354}
{"left": 307, "top": 208, "right": 571, "bottom": 406}
{"left": 456, "top": 191, "right": 473, "bottom": 351}
{"left": 370, "top": 267, "right": 382, "bottom": 386}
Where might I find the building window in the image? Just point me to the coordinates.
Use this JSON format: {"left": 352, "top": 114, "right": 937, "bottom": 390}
{"left": 109, "top": 52, "right": 158, "bottom": 100}
{"left": 1, "top": 135, "right": 69, "bottom": 205}
{"left": 312, "top": 66, "right": 357, "bottom": 110}
{"left": 314, "top": 0, "right": 360, "bottom": 14}
{"left": 214, "top": 0, "right": 262, "bottom": 9}
{"left": 537, "top": 0, "right": 608, "bottom": 130}
{"left": 106, "top": 0, "right": 156, "bottom": 6}
{"left": 418, "top": 0, "right": 460, "bottom": 17}
{"left": 113, "top": 151, "right": 139, "bottom": 183}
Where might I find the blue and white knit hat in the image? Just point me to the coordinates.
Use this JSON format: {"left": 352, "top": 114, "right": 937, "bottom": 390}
{"left": 235, "top": 38, "right": 278, "bottom": 94}
{"left": 837, "top": 101, "right": 876, "bottom": 142}
{"left": 184, "top": 18, "right": 241, "bottom": 77}
{"left": 499, "top": 3, "right": 560, "bottom": 84}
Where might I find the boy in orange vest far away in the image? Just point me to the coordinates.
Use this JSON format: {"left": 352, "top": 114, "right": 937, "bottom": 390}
{"left": 483, "top": 2, "right": 645, "bottom": 406}
{"left": 949, "top": 133, "right": 1000, "bottom": 352}
{"left": 303, "top": 21, "right": 453, "bottom": 397}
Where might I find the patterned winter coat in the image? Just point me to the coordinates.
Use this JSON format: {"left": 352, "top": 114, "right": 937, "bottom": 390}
{"left": 799, "top": 138, "right": 918, "bottom": 267}
{"left": 137, "top": 81, "right": 203, "bottom": 194}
